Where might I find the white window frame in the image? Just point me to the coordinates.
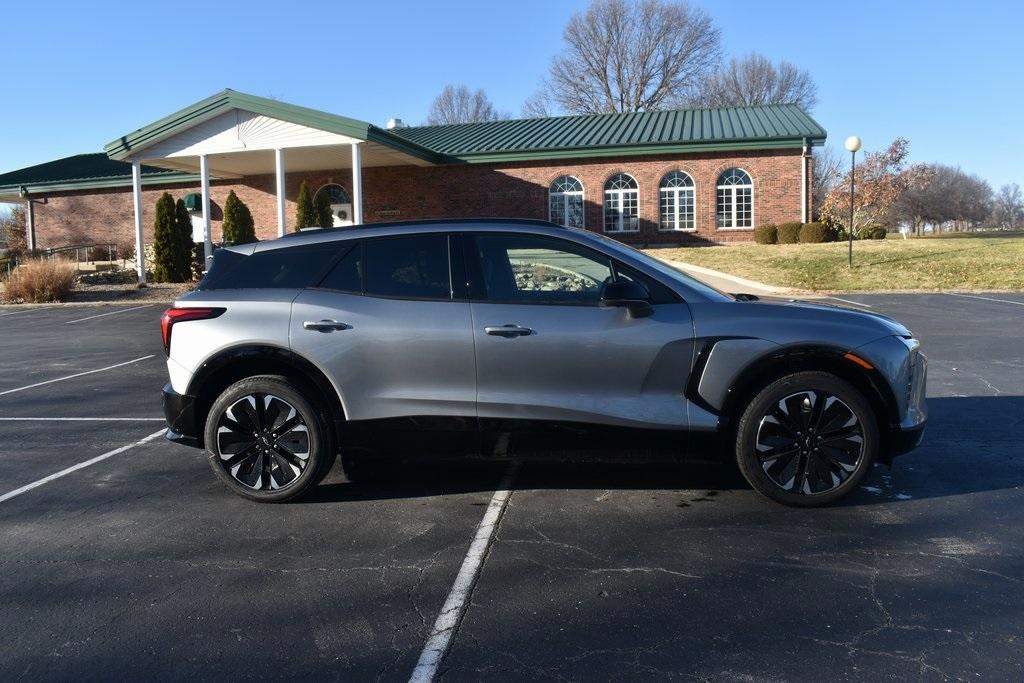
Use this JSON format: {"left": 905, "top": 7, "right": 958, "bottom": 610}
{"left": 716, "top": 168, "right": 754, "bottom": 230}
{"left": 658, "top": 171, "right": 696, "bottom": 232}
{"left": 603, "top": 173, "right": 639, "bottom": 234}
{"left": 548, "top": 175, "right": 585, "bottom": 229}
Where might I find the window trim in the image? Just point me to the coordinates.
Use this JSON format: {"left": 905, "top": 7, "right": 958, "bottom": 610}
{"left": 658, "top": 171, "right": 697, "bottom": 232}
{"left": 548, "top": 175, "right": 586, "bottom": 229}
{"left": 715, "top": 167, "right": 754, "bottom": 231}
{"left": 603, "top": 173, "right": 640, "bottom": 234}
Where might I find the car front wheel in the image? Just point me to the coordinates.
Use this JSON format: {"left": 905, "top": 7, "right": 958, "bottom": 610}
{"left": 735, "top": 371, "right": 878, "bottom": 507}
{"left": 203, "top": 375, "right": 335, "bottom": 502}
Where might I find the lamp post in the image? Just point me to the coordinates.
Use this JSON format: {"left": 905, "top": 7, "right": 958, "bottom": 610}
{"left": 844, "top": 135, "right": 862, "bottom": 268}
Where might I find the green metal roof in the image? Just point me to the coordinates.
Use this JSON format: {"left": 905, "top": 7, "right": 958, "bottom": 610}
{"left": 104, "top": 88, "right": 444, "bottom": 165}
{"left": 1, "top": 94, "right": 826, "bottom": 197}
{"left": 392, "top": 104, "right": 826, "bottom": 163}
{"left": 0, "top": 153, "right": 197, "bottom": 198}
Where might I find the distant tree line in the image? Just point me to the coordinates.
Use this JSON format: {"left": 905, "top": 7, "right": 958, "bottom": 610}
{"left": 816, "top": 139, "right": 1022, "bottom": 234}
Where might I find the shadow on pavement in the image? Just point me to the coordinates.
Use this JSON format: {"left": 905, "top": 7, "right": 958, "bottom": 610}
{"left": 301, "top": 395, "right": 1024, "bottom": 507}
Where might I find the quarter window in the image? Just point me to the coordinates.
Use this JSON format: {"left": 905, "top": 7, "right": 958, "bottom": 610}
{"left": 603, "top": 173, "right": 639, "bottom": 233}
{"left": 716, "top": 168, "right": 753, "bottom": 229}
{"left": 659, "top": 171, "right": 695, "bottom": 231}
{"left": 362, "top": 234, "right": 451, "bottom": 300}
{"left": 548, "top": 175, "right": 585, "bottom": 229}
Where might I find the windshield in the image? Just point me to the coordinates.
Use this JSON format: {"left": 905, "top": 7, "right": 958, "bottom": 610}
{"left": 582, "top": 231, "right": 733, "bottom": 302}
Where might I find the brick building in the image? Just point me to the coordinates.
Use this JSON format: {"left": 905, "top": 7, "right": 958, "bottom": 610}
{"left": 0, "top": 89, "right": 826, "bottom": 271}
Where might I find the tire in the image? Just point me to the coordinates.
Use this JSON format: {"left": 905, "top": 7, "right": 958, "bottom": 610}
{"left": 203, "top": 375, "right": 336, "bottom": 503}
{"left": 735, "top": 371, "right": 878, "bottom": 507}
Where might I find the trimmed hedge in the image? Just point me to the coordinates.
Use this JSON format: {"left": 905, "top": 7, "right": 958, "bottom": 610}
{"left": 799, "top": 222, "right": 831, "bottom": 243}
{"left": 777, "top": 222, "right": 802, "bottom": 244}
{"left": 753, "top": 224, "right": 777, "bottom": 244}
{"left": 857, "top": 224, "right": 887, "bottom": 240}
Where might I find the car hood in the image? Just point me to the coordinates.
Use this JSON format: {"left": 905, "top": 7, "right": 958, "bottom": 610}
{"left": 737, "top": 295, "right": 912, "bottom": 338}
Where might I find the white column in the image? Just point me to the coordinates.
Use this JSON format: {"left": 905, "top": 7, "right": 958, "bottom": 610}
{"left": 351, "top": 142, "right": 363, "bottom": 225}
{"left": 200, "top": 154, "right": 213, "bottom": 268}
{"left": 800, "top": 141, "right": 810, "bottom": 224}
{"left": 25, "top": 199, "right": 35, "bottom": 252}
{"left": 275, "top": 148, "right": 287, "bottom": 237}
{"left": 131, "top": 161, "right": 146, "bottom": 285}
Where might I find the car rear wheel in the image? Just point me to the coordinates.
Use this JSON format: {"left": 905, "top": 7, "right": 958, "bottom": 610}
{"left": 735, "top": 371, "right": 878, "bottom": 507}
{"left": 203, "top": 375, "right": 336, "bottom": 502}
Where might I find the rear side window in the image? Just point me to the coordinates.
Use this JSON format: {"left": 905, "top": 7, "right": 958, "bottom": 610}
{"left": 200, "top": 243, "right": 341, "bottom": 290}
{"left": 363, "top": 234, "right": 451, "bottom": 300}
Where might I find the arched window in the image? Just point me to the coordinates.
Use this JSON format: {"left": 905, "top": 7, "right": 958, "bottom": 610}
{"left": 603, "top": 173, "right": 639, "bottom": 233}
{"left": 314, "top": 183, "right": 352, "bottom": 227}
{"left": 716, "top": 168, "right": 753, "bottom": 229}
{"left": 659, "top": 171, "right": 695, "bottom": 231}
{"left": 549, "top": 175, "right": 585, "bottom": 228}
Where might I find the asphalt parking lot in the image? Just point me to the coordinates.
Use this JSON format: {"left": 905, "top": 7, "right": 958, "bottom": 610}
{"left": 1, "top": 293, "right": 1022, "bottom": 681}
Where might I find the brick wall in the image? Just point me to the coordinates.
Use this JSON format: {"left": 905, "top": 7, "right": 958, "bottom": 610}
{"left": 32, "top": 148, "right": 807, "bottom": 249}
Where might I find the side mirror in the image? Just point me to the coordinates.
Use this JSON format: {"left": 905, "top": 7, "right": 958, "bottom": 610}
{"left": 600, "top": 279, "right": 653, "bottom": 318}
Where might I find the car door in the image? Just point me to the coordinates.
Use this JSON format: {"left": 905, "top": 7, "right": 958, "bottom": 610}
{"left": 290, "top": 233, "right": 476, "bottom": 421}
{"left": 465, "top": 232, "right": 695, "bottom": 429}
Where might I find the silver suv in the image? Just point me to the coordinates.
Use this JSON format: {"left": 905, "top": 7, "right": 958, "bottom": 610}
{"left": 161, "top": 219, "right": 927, "bottom": 506}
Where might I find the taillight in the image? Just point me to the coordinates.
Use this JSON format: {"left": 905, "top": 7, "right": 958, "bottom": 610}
{"left": 160, "top": 307, "right": 225, "bottom": 355}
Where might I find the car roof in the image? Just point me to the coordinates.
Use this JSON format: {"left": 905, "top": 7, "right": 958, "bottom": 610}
{"left": 249, "top": 218, "right": 587, "bottom": 253}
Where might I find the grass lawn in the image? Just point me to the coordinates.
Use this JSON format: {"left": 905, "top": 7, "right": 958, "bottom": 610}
{"left": 646, "top": 232, "right": 1024, "bottom": 292}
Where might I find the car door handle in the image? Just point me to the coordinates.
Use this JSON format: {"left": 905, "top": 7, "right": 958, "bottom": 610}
{"left": 484, "top": 325, "right": 533, "bottom": 338}
{"left": 303, "top": 319, "right": 351, "bottom": 332}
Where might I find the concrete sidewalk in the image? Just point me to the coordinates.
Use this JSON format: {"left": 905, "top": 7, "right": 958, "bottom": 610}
{"left": 658, "top": 258, "right": 796, "bottom": 297}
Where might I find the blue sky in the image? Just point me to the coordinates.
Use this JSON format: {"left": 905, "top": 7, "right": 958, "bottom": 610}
{"left": 0, "top": 0, "right": 1019, "bottom": 195}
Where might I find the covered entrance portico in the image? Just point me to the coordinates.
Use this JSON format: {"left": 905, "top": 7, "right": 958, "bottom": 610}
{"left": 104, "top": 90, "right": 440, "bottom": 283}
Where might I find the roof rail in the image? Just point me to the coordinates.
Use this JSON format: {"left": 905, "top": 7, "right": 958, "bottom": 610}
{"left": 279, "top": 217, "right": 561, "bottom": 238}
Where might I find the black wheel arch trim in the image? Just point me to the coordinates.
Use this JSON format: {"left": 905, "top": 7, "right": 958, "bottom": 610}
{"left": 688, "top": 339, "right": 902, "bottom": 443}
{"left": 184, "top": 344, "right": 347, "bottom": 449}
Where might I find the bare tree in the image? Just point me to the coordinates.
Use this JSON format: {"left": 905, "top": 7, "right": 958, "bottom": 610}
{"left": 521, "top": 89, "right": 556, "bottom": 118}
{"left": 892, "top": 165, "right": 992, "bottom": 233}
{"left": 531, "top": 0, "right": 721, "bottom": 115}
{"left": 694, "top": 52, "right": 818, "bottom": 111}
{"left": 991, "top": 183, "right": 1024, "bottom": 229}
{"left": 811, "top": 146, "right": 842, "bottom": 219}
{"left": 426, "top": 85, "right": 505, "bottom": 125}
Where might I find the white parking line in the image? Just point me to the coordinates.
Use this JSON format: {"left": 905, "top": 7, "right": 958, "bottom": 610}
{"left": 0, "top": 417, "right": 164, "bottom": 422}
{"left": 946, "top": 292, "right": 1024, "bottom": 307}
{"left": 828, "top": 296, "right": 873, "bottom": 308}
{"left": 0, "top": 429, "right": 165, "bottom": 505}
{"left": 0, "top": 308, "right": 41, "bottom": 318}
{"left": 64, "top": 304, "right": 153, "bottom": 324}
{"left": 0, "top": 355, "right": 155, "bottom": 397}
{"left": 410, "top": 463, "right": 518, "bottom": 683}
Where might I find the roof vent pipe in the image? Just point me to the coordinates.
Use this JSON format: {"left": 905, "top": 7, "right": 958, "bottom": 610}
{"left": 386, "top": 118, "right": 407, "bottom": 129}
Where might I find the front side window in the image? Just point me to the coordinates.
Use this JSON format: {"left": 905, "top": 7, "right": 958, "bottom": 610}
{"left": 549, "top": 175, "right": 585, "bottom": 229}
{"left": 474, "top": 234, "right": 614, "bottom": 304}
{"left": 362, "top": 234, "right": 451, "bottom": 300}
{"left": 716, "top": 168, "right": 753, "bottom": 229}
{"left": 603, "top": 173, "right": 639, "bottom": 233}
{"left": 659, "top": 171, "right": 695, "bottom": 231}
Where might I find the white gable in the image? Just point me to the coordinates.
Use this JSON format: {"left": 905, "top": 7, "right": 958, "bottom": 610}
{"left": 140, "top": 109, "right": 362, "bottom": 159}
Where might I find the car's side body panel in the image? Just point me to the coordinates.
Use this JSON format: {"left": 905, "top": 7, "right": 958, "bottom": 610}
{"left": 471, "top": 301, "right": 696, "bottom": 428}
{"left": 288, "top": 288, "right": 477, "bottom": 421}
{"left": 166, "top": 289, "right": 298, "bottom": 395}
